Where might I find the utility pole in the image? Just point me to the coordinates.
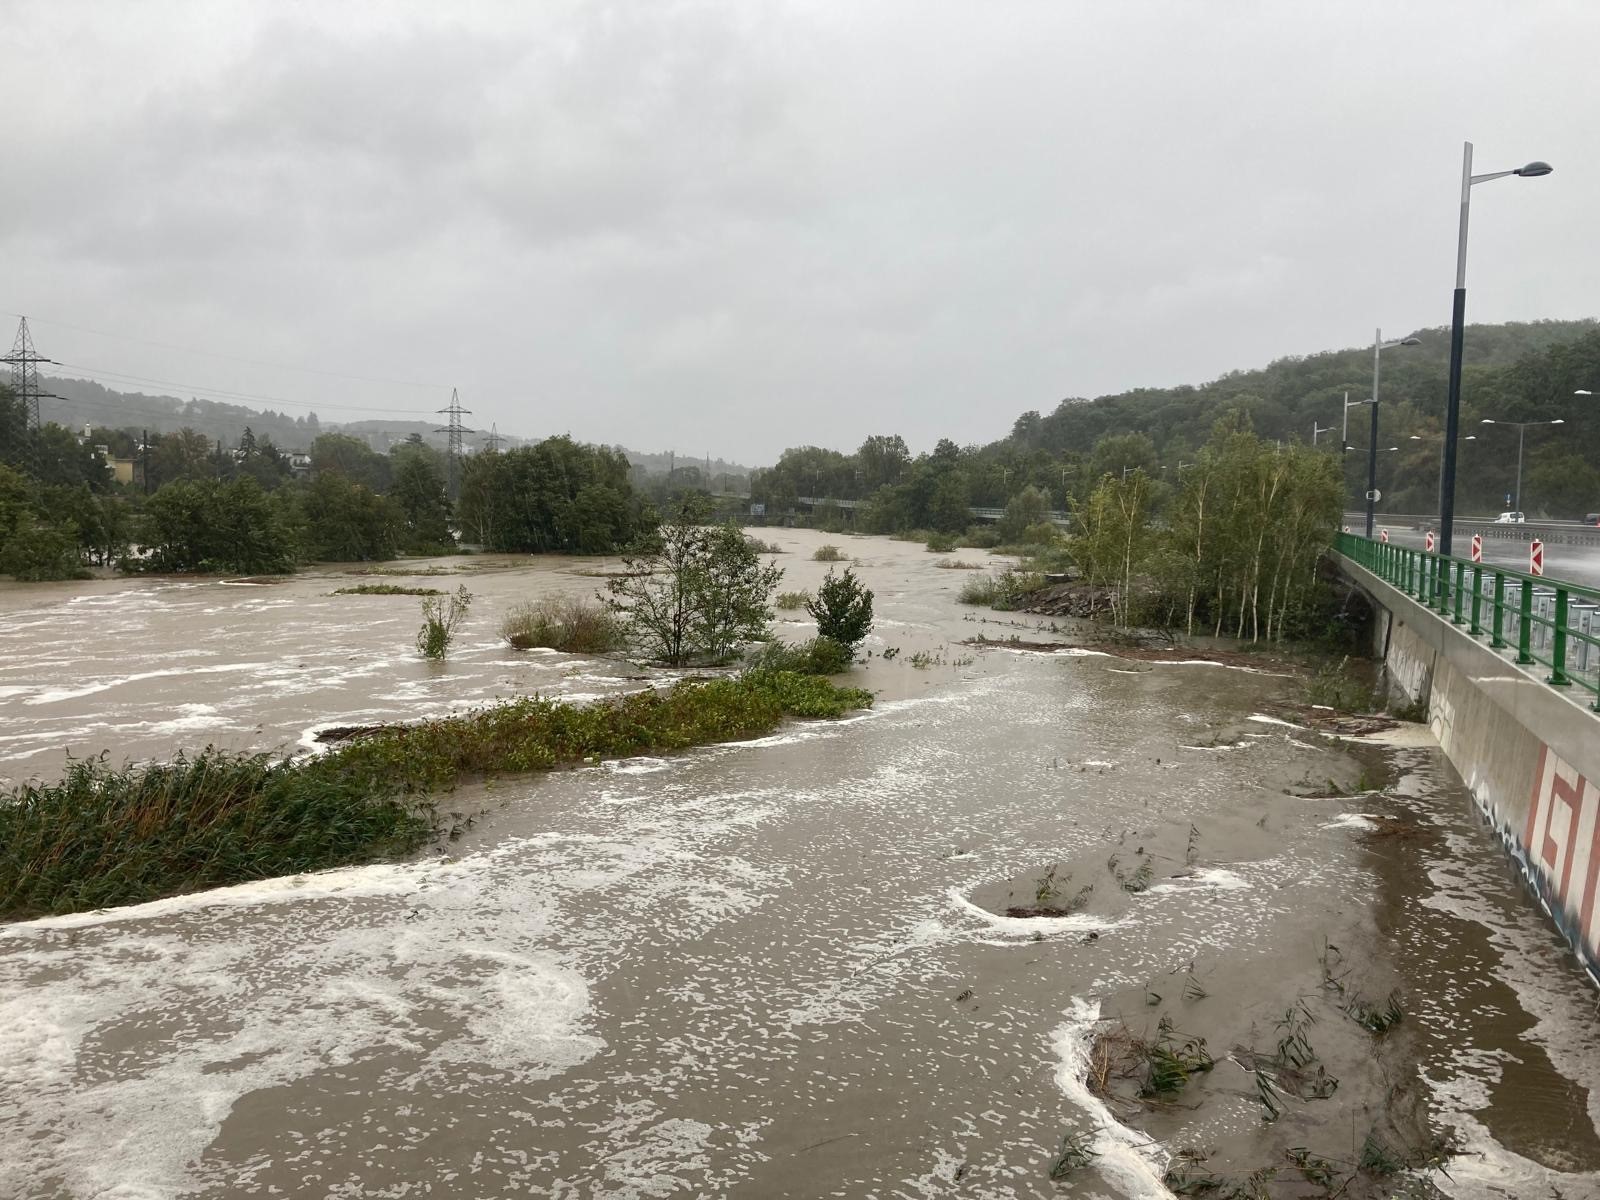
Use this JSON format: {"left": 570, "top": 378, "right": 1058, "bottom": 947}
{"left": 484, "top": 423, "right": 503, "bottom": 453}
{"left": 142, "top": 428, "right": 151, "bottom": 494}
{"left": 2, "top": 317, "right": 63, "bottom": 469}
{"left": 434, "top": 388, "right": 473, "bottom": 503}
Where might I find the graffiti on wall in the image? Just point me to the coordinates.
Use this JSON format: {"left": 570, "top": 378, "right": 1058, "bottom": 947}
{"left": 1525, "top": 744, "right": 1600, "bottom": 968}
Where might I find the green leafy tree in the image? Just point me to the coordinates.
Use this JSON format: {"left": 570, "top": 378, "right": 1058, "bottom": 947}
{"left": 458, "top": 436, "right": 649, "bottom": 553}
{"left": 389, "top": 442, "right": 453, "bottom": 552}
{"left": 806, "top": 567, "right": 874, "bottom": 651}
{"left": 140, "top": 477, "right": 296, "bottom": 574}
{"left": 998, "top": 485, "right": 1052, "bottom": 542}
{"left": 294, "top": 473, "right": 403, "bottom": 562}
{"left": 0, "top": 512, "right": 88, "bottom": 580}
{"left": 310, "top": 433, "right": 391, "bottom": 492}
{"left": 606, "top": 499, "right": 783, "bottom": 665}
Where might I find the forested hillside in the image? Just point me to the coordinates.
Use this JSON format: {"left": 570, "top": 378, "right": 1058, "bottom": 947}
{"left": 752, "top": 319, "right": 1600, "bottom": 522}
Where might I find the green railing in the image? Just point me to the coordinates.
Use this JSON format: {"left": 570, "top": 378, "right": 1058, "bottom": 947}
{"left": 1335, "top": 532, "right": 1600, "bottom": 711}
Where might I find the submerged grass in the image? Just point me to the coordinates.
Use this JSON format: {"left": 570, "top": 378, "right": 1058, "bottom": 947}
{"left": 0, "top": 673, "right": 872, "bottom": 920}
{"left": 333, "top": 583, "right": 444, "bottom": 596}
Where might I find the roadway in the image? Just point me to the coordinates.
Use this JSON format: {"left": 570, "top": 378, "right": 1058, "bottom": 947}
{"left": 1353, "top": 519, "right": 1600, "bottom": 591}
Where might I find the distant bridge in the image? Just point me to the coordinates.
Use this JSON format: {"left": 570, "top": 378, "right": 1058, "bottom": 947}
{"left": 791, "top": 496, "right": 1072, "bottom": 527}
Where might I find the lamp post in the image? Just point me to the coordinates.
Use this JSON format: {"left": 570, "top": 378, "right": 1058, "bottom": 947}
{"left": 1364, "top": 330, "right": 1421, "bottom": 538}
{"left": 1478, "top": 418, "right": 1564, "bottom": 515}
{"left": 1439, "top": 143, "right": 1552, "bottom": 556}
{"left": 1313, "top": 421, "right": 1334, "bottom": 445}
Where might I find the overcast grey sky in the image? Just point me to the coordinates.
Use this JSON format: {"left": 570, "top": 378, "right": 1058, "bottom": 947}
{"left": 4, "top": 1, "right": 1597, "bottom": 463}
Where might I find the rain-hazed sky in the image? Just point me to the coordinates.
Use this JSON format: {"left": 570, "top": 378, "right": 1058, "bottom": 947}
{"left": 4, "top": 1, "right": 1596, "bottom": 464}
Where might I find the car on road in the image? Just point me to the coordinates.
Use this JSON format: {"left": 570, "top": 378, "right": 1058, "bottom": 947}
{"left": 1496, "top": 511, "right": 1526, "bottom": 524}
{"left": 1587, "top": 512, "right": 1600, "bottom": 526}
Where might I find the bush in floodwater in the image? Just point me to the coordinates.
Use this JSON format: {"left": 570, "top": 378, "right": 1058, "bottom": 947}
{"left": 812, "top": 544, "right": 845, "bottom": 562}
{"left": 957, "top": 567, "right": 1045, "bottom": 610}
{"left": 775, "top": 590, "right": 811, "bottom": 610}
{"left": 0, "top": 750, "right": 435, "bottom": 919}
{"left": 417, "top": 584, "right": 472, "bottom": 659}
{"left": 744, "top": 636, "right": 853, "bottom": 676}
{"left": 501, "top": 595, "right": 625, "bottom": 654}
{"left": 806, "top": 567, "right": 874, "bottom": 651}
{"left": 924, "top": 532, "right": 957, "bottom": 553}
{"left": 0, "top": 674, "right": 874, "bottom": 919}
{"left": 1304, "top": 655, "right": 1378, "bottom": 714}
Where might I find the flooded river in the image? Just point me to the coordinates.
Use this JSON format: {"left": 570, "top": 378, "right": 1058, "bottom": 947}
{"left": 2, "top": 531, "right": 1598, "bottom": 1198}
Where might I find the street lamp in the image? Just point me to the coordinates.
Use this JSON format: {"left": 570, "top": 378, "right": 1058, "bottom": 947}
{"left": 1439, "top": 143, "right": 1552, "bottom": 556}
{"left": 1478, "top": 418, "right": 1564, "bottom": 514}
{"left": 1364, "top": 330, "right": 1421, "bottom": 538}
{"left": 1313, "top": 421, "right": 1334, "bottom": 445}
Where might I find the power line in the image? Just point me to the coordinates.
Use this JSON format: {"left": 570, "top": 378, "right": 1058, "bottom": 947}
{"left": 1, "top": 309, "right": 447, "bottom": 392}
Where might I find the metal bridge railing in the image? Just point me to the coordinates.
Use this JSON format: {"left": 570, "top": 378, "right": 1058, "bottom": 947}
{"left": 1335, "top": 532, "right": 1600, "bottom": 711}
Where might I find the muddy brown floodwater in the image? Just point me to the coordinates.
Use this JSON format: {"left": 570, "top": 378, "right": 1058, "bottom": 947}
{"left": 2, "top": 530, "right": 1598, "bottom": 1199}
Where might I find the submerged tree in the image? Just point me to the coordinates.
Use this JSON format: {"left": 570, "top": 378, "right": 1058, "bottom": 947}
{"left": 806, "top": 567, "right": 874, "bottom": 652}
{"left": 606, "top": 498, "right": 783, "bottom": 665}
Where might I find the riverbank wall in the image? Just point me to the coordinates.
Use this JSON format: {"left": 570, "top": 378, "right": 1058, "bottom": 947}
{"left": 1339, "top": 556, "right": 1600, "bottom": 988}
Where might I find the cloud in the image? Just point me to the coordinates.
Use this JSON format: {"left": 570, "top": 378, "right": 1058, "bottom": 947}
{"left": 2, "top": 0, "right": 1595, "bottom": 461}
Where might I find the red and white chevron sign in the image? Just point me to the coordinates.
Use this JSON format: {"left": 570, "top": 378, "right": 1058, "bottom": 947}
{"left": 1379, "top": 528, "right": 1390, "bottom": 543}
{"left": 1424, "top": 529, "right": 1436, "bottom": 552}
{"left": 1471, "top": 534, "right": 1483, "bottom": 563}
{"left": 1531, "top": 539, "right": 1545, "bottom": 577}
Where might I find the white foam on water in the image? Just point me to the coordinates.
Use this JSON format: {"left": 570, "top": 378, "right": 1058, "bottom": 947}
{"left": 1247, "top": 714, "right": 1305, "bottom": 730}
{"left": 28, "top": 662, "right": 277, "bottom": 705}
{"left": 1424, "top": 1070, "right": 1600, "bottom": 1199}
{"left": 606, "top": 756, "right": 675, "bottom": 775}
{"left": 1143, "top": 868, "right": 1250, "bottom": 895}
{"left": 1322, "top": 813, "right": 1380, "bottom": 832}
{"left": 1049, "top": 997, "right": 1175, "bottom": 1198}
{"left": 945, "top": 887, "right": 1114, "bottom": 940}
{"left": 1150, "top": 659, "right": 1294, "bottom": 677}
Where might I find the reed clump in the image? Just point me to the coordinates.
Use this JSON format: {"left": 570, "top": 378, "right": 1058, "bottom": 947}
{"left": 501, "top": 594, "right": 626, "bottom": 653}
{"left": 0, "top": 674, "right": 872, "bottom": 920}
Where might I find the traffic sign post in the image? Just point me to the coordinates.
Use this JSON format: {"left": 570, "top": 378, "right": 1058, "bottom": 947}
{"left": 1425, "top": 529, "right": 1436, "bottom": 552}
{"left": 1379, "top": 528, "right": 1390, "bottom": 543}
{"left": 1471, "top": 534, "right": 1483, "bottom": 563}
{"left": 1530, "top": 539, "right": 1544, "bottom": 577}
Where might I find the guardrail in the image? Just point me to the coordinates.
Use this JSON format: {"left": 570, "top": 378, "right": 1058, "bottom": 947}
{"left": 1335, "top": 532, "right": 1600, "bottom": 710}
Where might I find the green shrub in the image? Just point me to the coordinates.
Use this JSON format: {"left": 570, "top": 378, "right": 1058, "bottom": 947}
{"left": 745, "top": 535, "right": 784, "bottom": 554}
{"left": 963, "top": 527, "right": 1002, "bottom": 548}
{"left": 418, "top": 585, "right": 472, "bottom": 659}
{"left": 957, "top": 568, "right": 1045, "bottom": 610}
{"left": 806, "top": 567, "right": 874, "bottom": 650}
{"left": 812, "top": 544, "right": 845, "bottom": 562}
{"left": 744, "top": 636, "right": 853, "bottom": 675}
{"left": 925, "top": 533, "right": 957, "bottom": 553}
{"left": 501, "top": 594, "right": 626, "bottom": 653}
{"left": 775, "top": 590, "right": 812, "bottom": 610}
{"left": 0, "top": 514, "right": 89, "bottom": 581}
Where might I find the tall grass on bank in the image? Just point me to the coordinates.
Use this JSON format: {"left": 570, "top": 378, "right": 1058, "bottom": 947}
{"left": 501, "top": 595, "right": 625, "bottom": 653}
{"left": 0, "top": 674, "right": 872, "bottom": 920}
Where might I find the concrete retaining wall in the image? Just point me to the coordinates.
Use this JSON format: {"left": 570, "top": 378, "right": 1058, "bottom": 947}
{"left": 1349, "top": 558, "right": 1600, "bottom": 987}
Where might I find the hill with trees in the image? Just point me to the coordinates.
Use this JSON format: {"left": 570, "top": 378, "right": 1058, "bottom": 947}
{"left": 751, "top": 319, "right": 1600, "bottom": 524}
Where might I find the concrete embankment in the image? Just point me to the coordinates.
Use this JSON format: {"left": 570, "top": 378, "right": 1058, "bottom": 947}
{"left": 1341, "top": 554, "right": 1600, "bottom": 986}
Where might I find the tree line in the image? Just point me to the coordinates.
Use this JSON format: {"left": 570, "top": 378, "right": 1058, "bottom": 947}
{"left": 0, "top": 390, "right": 654, "bottom": 579}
